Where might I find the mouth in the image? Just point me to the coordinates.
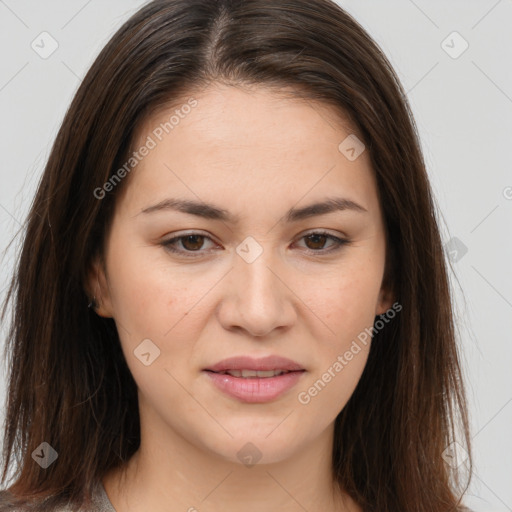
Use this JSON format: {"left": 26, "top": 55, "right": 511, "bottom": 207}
{"left": 202, "top": 356, "right": 306, "bottom": 403}
{"left": 204, "top": 369, "right": 302, "bottom": 378}
{"left": 204, "top": 354, "right": 305, "bottom": 373}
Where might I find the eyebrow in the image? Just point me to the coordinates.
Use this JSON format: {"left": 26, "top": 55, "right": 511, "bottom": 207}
{"left": 137, "top": 196, "right": 367, "bottom": 223}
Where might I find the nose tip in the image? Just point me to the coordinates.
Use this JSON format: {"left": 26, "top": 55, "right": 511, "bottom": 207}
{"left": 241, "top": 322, "right": 277, "bottom": 338}
{"left": 216, "top": 247, "right": 297, "bottom": 337}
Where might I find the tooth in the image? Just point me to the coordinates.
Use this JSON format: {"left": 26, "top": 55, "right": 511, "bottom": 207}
{"left": 223, "top": 369, "right": 288, "bottom": 378}
{"left": 258, "top": 370, "right": 279, "bottom": 378}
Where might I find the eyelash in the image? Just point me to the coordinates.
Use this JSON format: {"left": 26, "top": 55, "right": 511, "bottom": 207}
{"left": 160, "top": 231, "right": 350, "bottom": 258}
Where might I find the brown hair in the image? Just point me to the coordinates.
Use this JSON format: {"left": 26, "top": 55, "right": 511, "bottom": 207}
{"left": 0, "top": 0, "right": 472, "bottom": 510}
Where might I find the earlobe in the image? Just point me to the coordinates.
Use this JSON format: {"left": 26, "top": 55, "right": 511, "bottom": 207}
{"left": 85, "top": 255, "right": 114, "bottom": 318}
{"left": 375, "top": 271, "right": 395, "bottom": 316}
{"left": 376, "top": 243, "right": 396, "bottom": 316}
{"left": 375, "top": 288, "right": 394, "bottom": 316}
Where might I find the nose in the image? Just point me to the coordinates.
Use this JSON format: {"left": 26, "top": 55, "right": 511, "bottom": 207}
{"left": 216, "top": 247, "right": 297, "bottom": 338}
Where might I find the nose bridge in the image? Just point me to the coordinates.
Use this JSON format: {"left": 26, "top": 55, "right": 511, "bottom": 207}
{"left": 220, "top": 236, "right": 295, "bottom": 336}
{"left": 236, "top": 238, "right": 281, "bottom": 305}
{"left": 238, "top": 247, "right": 276, "bottom": 295}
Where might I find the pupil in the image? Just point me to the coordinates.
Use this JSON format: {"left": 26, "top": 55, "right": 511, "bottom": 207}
{"left": 306, "top": 234, "right": 326, "bottom": 250}
{"left": 183, "top": 235, "right": 204, "bottom": 251}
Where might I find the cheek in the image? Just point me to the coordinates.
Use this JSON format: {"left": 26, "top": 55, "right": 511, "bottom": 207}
{"left": 106, "top": 255, "right": 200, "bottom": 396}
{"left": 314, "top": 261, "right": 383, "bottom": 331}
{"left": 297, "top": 270, "right": 378, "bottom": 416}
{"left": 106, "top": 241, "right": 191, "bottom": 329}
{"left": 105, "top": 243, "right": 218, "bottom": 369}
{"left": 304, "top": 254, "right": 383, "bottom": 402}
{"left": 306, "top": 348, "right": 370, "bottom": 412}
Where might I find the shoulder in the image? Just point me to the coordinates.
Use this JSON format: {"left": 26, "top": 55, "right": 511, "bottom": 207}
{"left": 0, "top": 489, "right": 73, "bottom": 511}
{"left": 0, "top": 486, "right": 106, "bottom": 512}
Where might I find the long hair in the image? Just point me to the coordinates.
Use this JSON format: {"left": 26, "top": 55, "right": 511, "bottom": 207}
{"left": 0, "top": 0, "right": 472, "bottom": 510}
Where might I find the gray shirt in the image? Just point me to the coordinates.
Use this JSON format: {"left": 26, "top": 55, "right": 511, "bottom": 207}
{"left": 79, "top": 481, "right": 116, "bottom": 512}
{"left": 0, "top": 481, "right": 116, "bottom": 511}
{"left": 0, "top": 483, "right": 476, "bottom": 511}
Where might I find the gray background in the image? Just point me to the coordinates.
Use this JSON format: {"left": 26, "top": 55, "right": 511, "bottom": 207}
{"left": 0, "top": 1, "right": 511, "bottom": 510}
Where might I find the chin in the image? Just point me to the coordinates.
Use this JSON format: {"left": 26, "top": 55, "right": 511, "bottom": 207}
{"left": 201, "top": 428, "right": 306, "bottom": 467}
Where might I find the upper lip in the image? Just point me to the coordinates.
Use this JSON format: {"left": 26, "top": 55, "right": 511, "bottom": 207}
{"left": 204, "top": 355, "right": 305, "bottom": 372}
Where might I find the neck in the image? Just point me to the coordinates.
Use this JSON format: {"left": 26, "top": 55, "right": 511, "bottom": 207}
{"left": 103, "top": 401, "right": 360, "bottom": 512}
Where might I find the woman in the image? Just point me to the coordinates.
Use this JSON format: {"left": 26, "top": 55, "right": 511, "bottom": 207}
{"left": 0, "top": 0, "right": 473, "bottom": 510}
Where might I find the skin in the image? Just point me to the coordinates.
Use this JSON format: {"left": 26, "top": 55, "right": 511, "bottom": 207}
{"left": 88, "top": 83, "right": 393, "bottom": 512}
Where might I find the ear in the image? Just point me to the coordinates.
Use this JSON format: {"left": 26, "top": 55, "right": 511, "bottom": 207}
{"left": 375, "top": 282, "right": 394, "bottom": 316}
{"left": 85, "top": 254, "right": 114, "bottom": 318}
{"left": 375, "top": 246, "right": 395, "bottom": 316}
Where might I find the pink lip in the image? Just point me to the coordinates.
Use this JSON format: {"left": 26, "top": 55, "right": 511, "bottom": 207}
{"left": 204, "top": 355, "right": 304, "bottom": 372}
{"left": 204, "top": 370, "right": 305, "bottom": 403}
{"left": 203, "top": 355, "right": 306, "bottom": 403}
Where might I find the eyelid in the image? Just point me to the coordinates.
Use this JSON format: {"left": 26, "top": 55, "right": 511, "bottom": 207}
{"left": 298, "top": 228, "right": 348, "bottom": 239}
{"left": 293, "top": 230, "right": 350, "bottom": 253}
{"left": 161, "top": 230, "right": 220, "bottom": 254}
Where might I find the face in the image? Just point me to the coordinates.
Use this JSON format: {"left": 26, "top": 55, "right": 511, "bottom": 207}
{"left": 88, "top": 83, "right": 392, "bottom": 465}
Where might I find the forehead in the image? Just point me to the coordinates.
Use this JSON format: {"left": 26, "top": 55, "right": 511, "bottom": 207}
{"left": 132, "top": 82, "right": 360, "bottom": 158}
{"left": 121, "top": 83, "right": 377, "bottom": 214}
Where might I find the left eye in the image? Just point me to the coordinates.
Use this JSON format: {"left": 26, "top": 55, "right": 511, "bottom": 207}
{"left": 161, "top": 231, "right": 349, "bottom": 257}
{"left": 162, "top": 233, "right": 216, "bottom": 253}
{"left": 296, "top": 232, "right": 348, "bottom": 252}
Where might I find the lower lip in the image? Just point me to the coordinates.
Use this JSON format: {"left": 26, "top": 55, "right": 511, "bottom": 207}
{"left": 203, "top": 370, "right": 305, "bottom": 403}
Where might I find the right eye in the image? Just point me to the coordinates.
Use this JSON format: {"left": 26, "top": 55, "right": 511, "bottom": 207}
{"left": 161, "top": 232, "right": 220, "bottom": 257}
